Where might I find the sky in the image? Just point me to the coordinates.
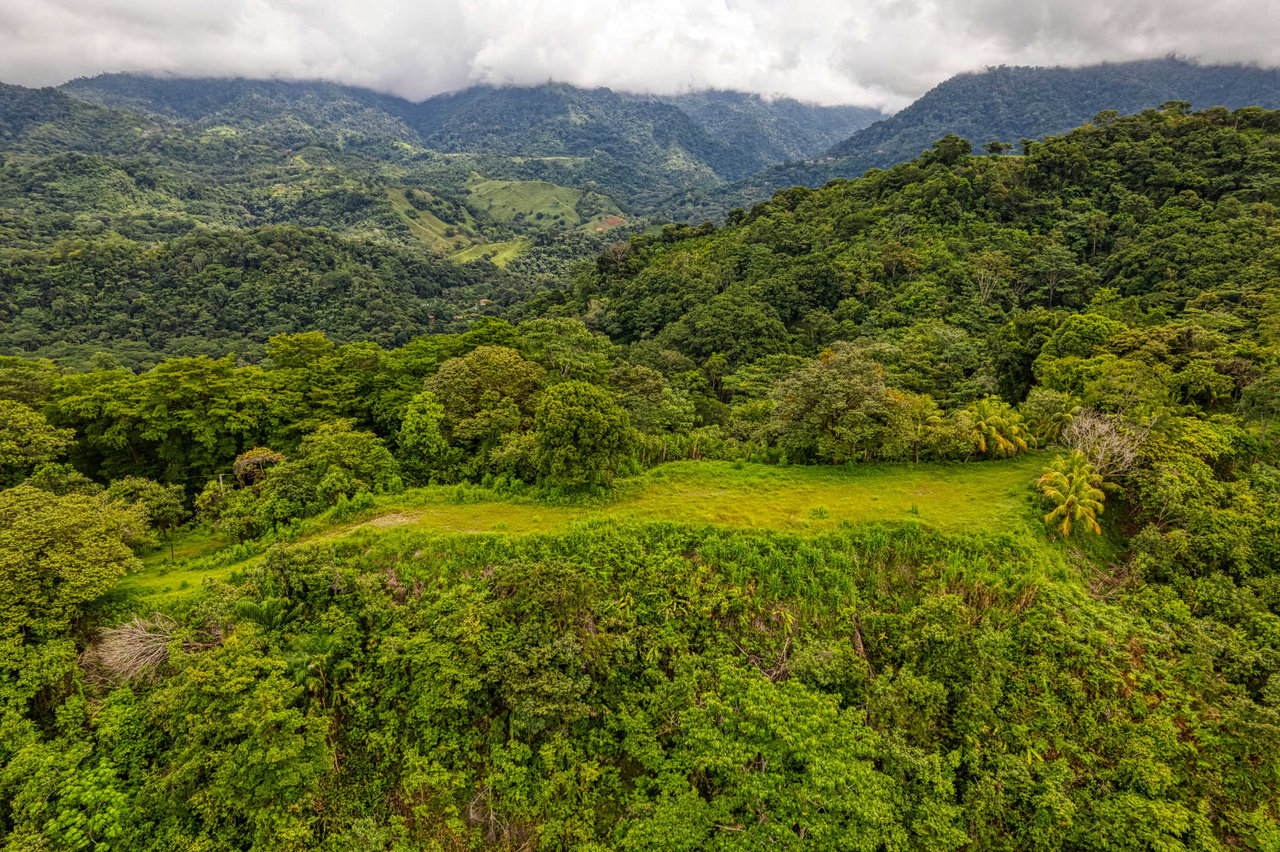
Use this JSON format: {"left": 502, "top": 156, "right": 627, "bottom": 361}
{"left": 0, "top": 0, "right": 1277, "bottom": 110}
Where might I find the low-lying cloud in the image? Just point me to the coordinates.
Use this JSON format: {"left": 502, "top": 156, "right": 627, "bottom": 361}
{"left": 1, "top": 0, "right": 1276, "bottom": 108}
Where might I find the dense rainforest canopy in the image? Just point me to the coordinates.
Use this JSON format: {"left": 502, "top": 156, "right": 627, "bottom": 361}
{"left": 0, "top": 102, "right": 1278, "bottom": 849}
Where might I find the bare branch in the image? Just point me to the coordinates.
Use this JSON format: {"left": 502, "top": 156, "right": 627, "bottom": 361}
{"left": 1060, "top": 410, "right": 1150, "bottom": 478}
{"left": 82, "top": 614, "right": 221, "bottom": 683}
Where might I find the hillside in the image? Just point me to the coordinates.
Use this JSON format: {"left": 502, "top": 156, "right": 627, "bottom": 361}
{"left": 0, "top": 74, "right": 883, "bottom": 339}
{"left": 56, "top": 74, "right": 873, "bottom": 207}
{"left": 672, "top": 58, "right": 1280, "bottom": 220}
{"left": 598, "top": 103, "right": 1280, "bottom": 390}
{"left": 2, "top": 82, "right": 1280, "bottom": 851}
{"left": 652, "top": 89, "right": 881, "bottom": 176}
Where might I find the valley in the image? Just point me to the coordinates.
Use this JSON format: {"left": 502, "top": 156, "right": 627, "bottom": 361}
{"left": 1, "top": 51, "right": 1279, "bottom": 852}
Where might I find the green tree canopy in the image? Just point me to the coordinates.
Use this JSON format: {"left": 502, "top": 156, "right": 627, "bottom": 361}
{"left": 534, "top": 381, "right": 635, "bottom": 487}
{"left": 0, "top": 400, "right": 74, "bottom": 486}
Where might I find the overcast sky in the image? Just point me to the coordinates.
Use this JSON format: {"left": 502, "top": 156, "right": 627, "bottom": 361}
{"left": 0, "top": 0, "right": 1277, "bottom": 109}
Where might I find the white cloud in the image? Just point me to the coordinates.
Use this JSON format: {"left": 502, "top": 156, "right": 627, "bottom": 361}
{"left": 0, "top": 0, "right": 1276, "bottom": 107}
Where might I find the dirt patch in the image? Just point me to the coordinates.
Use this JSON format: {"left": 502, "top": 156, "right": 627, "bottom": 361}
{"left": 363, "top": 513, "right": 416, "bottom": 529}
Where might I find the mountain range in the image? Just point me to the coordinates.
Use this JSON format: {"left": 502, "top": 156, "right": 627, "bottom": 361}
{"left": 670, "top": 58, "right": 1280, "bottom": 219}
{"left": 5, "top": 58, "right": 1278, "bottom": 240}
{"left": 2, "top": 57, "right": 1280, "bottom": 342}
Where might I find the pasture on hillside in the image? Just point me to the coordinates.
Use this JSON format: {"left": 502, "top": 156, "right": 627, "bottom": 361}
{"left": 121, "top": 456, "right": 1048, "bottom": 602}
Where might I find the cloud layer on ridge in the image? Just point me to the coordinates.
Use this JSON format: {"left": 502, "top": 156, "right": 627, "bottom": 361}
{"left": 1, "top": 0, "right": 1276, "bottom": 108}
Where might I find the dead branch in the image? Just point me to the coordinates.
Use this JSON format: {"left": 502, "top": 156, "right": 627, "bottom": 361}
{"left": 1061, "top": 409, "right": 1151, "bottom": 478}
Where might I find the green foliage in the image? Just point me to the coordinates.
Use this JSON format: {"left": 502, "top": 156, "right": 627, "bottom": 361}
{"left": 590, "top": 105, "right": 1280, "bottom": 414}
{"left": 1241, "top": 370, "right": 1280, "bottom": 441}
{"left": 0, "top": 485, "right": 147, "bottom": 644}
{"left": 297, "top": 420, "right": 398, "bottom": 503}
{"left": 0, "top": 399, "right": 74, "bottom": 485}
{"left": 104, "top": 476, "right": 186, "bottom": 555}
{"left": 768, "top": 343, "right": 898, "bottom": 463}
{"left": 397, "top": 391, "right": 451, "bottom": 484}
{"left": 425, "top": 345, "right": 545, "bottom": 477}
{"left": 678, "top": 58, "right": 1280, "bottom": 219}
{"left": 534, "top": 381, "right": 635, "bottom": 488}
{"left": 1037, "top": 452, "right": 1106, "bottom": 536}
{"left": 2, "top": 87, "right": 1280, "bottom": 852}
{"left": 3, "top": 519, "right": 1274, "bottom": 848}
{"left": 969, "top": 397, "right": 1034, "bottom": 458}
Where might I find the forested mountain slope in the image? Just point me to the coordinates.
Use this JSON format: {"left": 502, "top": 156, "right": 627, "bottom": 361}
{"left": 1, "top": 103, "right": 1279, "bottom": 849}
{"left": 673, "top": 58, "right": 1280, "bottom": 220}
{"left": 0, "top": 74, "right": 880, "bottom": 347}
{"left": 56, "top": 74, "right": 872, "bottom": 201}
{"left": 595, "top": 103, "right": 1280, "bottom": 399}
{"left": 653, "top": 89, "right": 881, "bottom": 175}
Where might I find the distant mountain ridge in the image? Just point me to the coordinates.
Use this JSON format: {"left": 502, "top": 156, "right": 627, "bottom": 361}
{"left": 648, "top": 90, "right": 880, "bottom": 175}
{"left": 0, "top": 73, "right": 879, "bottom": 311}
{"left": 56, "top": 74, "right": 877, "bottom": 184}
{"left": 669, "top": 58, "right": 1280, "bottom": 220}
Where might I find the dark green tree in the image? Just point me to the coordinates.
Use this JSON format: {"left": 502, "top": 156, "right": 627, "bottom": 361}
{"left": 534, "top": 381, "right": 634, "bottom": 487}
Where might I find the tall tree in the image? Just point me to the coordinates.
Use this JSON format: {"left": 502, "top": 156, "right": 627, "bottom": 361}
{"left": 534, "top": 381, "right": 635, "bottom": 488}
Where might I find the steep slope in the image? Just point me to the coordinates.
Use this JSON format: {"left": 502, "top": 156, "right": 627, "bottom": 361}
{"left": 55, "top": 75, "right": 881, "bottom": 199}
{"left": 588, "top": 103, "right": 1280, "bottom": 399}
{"left": 653, "top": 90, "right": 881, "bottom": 173}
{"left": 3, "top": 77, "right": 645, "bottom": 274}
{"left": 672, "top": 58, "right": 1280, "bottom": 220}
{"left": 59, "top": 73, "right": 419, "bottom": 144}
{"left": 825, "top": 58, "right": 1280, "bottom": 162}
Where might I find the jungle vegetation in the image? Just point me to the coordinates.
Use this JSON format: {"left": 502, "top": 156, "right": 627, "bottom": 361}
{"left": 0, "top": 102, "right": 1278, "bottom": 849}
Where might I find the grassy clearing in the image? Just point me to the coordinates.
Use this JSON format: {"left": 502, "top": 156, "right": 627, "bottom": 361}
{"left": 302, "top": 455, "right": 1045, "bottom": 545}
{"left": 124, "top": 457, "right": 1048, "bottom": 602}
{"left": 464, "top": 179, "right": 625, "bottom": 234}
{"left": 608, "top": 456, "right": 1045, "bottom": 532}
{"left": 449, "top": 238, "right": 532, "bottom": 267}
{"left": 467, "top": 179, "right": 584, "bottom": 226}
{"left": 384, "top": 187, "right": 469, "bottom": 252}
{"left": 120, "top": 527, "right": 236, "bottom": 603}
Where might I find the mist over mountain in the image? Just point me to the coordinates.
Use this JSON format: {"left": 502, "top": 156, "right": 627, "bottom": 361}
{"left": 671, "top": 58, "right": 1280, "bottom": 220}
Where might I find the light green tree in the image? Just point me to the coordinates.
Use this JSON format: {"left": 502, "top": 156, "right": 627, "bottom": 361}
{"left": 396, "top": 391, "right": 453, "bottom": 483}
{"left": 1037, "top": 452, "right": 1106, "bottom": 536}
{"left": 104, "top": 477, "right": 187, "bottom": 558}
{"left": 969, "top": 397, "right": 1034, "bottom": 458}
{"left": 1240, "top": 370, "right": 1280, "bottom": 442}
{"left": 0, "top": 400, "right": 74, "bottom": 486}
{"left": 0, "top": 486, "right": 149, "bottom": 706}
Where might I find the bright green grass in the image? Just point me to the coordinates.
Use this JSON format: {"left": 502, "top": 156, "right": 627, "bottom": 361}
{"left": 124, "top": 457, "right": 1048, "bottom": 602}
{"left": 119, "top": 527, "right": 236, "bottom": 604}
{"left": 606, "top": 456, "right": 1045, "bottom": 532}
{"left": 384, "top": 187, "right": 470, "bottom": 252}
{"left": 467, "top": 179, "right": 585, "bottom": 226}
{"left": 449, "top": 238, "right": 532, "bottom": 267}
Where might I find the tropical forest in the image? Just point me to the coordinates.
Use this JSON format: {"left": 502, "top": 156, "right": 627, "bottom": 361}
{"left": 0, "top": 43, "right": 1278, "bottom": 852}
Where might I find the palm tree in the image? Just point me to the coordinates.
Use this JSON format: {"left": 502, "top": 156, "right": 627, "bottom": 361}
{"left": 286, "top": 632, "right": 352, "bottom": 709}
{"left": 970, "top": 397, "right": 1035, "bottom": 458}
{"left": 1037, "top": 452, "right": 1106, "bottom": 537}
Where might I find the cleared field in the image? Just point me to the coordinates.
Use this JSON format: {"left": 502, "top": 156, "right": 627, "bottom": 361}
{"left": 606, "top": 456, "right": 1043, "bottom": 531}
{"left": 467, "top": 179, "right": 585, "bottom": 225}
{"left": 384, "top": 187, "right": 469, "bottom": 252}
{"left": 122, "top": 457, "right": 1047, "bottom": 602}
{"left": 449, "top": 238, "right": 531, "bottom": 267}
